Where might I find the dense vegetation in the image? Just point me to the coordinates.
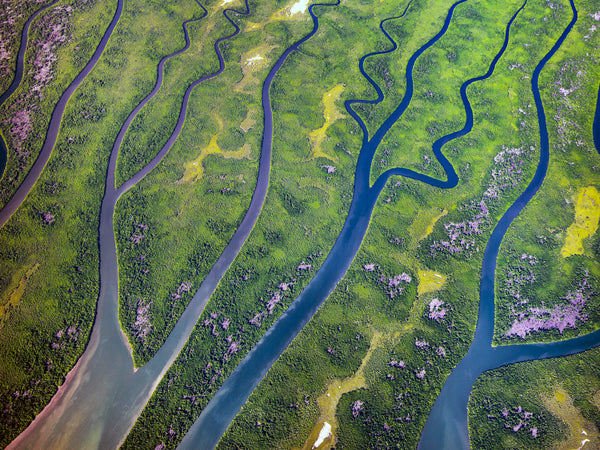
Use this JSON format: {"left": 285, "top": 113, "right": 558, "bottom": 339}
{"left": 0, "top": 0, "right": 598, "bottom": 448}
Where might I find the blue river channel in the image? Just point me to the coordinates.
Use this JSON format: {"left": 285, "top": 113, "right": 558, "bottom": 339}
{"left": 4, "top": 0, "right": 598, "bottom": 448}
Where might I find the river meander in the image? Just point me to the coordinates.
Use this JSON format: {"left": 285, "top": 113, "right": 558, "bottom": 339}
{"left": 5, "top": 0, "right": 600, "bottom": 448}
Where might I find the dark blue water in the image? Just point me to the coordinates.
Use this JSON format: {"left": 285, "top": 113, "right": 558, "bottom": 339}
{"left": 353, "top": 0, "right": 467, "bottom": 192}
{"left": 344, "top": 1, "right": 412, "bottom": 127}
{"left": 373, "top": 0, "right": 528, "bottom": 192}
{"left": 0, "top": 0, "right": 60, "bottom": 179}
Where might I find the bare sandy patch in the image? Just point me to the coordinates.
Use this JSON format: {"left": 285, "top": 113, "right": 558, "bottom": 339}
{"left": 245, "top": 0, "right": 313, "bottom": 31}
{"left": 236, "top": 44, "right": 277, "bottom": 92}
{"left": 289, "top": 0, "right": 310, "bottom": 15}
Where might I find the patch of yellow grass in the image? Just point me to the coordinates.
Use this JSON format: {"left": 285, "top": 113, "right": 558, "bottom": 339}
{"left": 422, "top": 209, "right": 447, "bottom": 241}
{"left": 185, "top": 6, "right": 220, "bottom": 60}
{"left": 225, "top": 143, "right": 252, "bottom": 159}
{"left": 418, "top": 270, "right": 447, "bottom": 296}
{"left": 561, "top": 186, "right": 600, "bottom": 258}
{"left": 181, "top": 131, "right": 222, "bottom": 182}
{"left": 409, "top": 208, "right": 448, "bottom": 244}
{"left": 235, "top": 44, "right": 277, "bottom": 92}
{"left": 0, "top": 264, "right": 39, "bottom": 325}
{"left": 179, "top": 118, "right": 251, "bottom": 183}
{"left": 542, "top": 386, "right": 599, "bottom": 450}
{"left": 308, "top": 83, "right": 346, "bottom": 162}
{"left": 297, "top": 332, "right": 383, "bottom": 450}
{"left": 245, "top": 22, "right": 262, "bottom": 30}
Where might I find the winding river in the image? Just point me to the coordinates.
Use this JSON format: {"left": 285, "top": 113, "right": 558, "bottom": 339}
{"left": 5, "top": 0, "right": 600, "bottom": 448}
